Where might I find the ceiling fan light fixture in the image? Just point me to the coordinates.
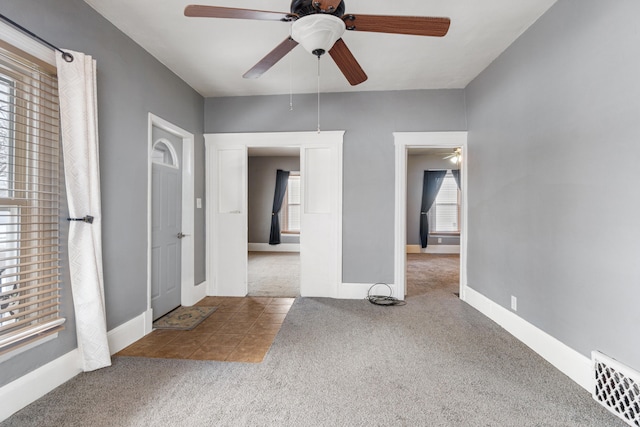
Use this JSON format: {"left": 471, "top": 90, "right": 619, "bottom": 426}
{"left": 291, "top": 14, "right": 346, "bottom": 56}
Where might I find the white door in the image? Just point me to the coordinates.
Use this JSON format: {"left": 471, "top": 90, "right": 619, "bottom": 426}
{"left": 151, "top": 131, "right": 183, "bottom": 319}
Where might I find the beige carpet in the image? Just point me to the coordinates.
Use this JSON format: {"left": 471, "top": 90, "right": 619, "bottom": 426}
{"left": 406, "top": 253, "right": 460, "bottom": 298}
{"left": 248, "top": 252, "right": 300, "bottom": 297}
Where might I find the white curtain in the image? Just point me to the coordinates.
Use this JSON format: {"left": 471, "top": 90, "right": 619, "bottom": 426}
{"left": 56, "top": 50, "right": 111, "bottom": 371}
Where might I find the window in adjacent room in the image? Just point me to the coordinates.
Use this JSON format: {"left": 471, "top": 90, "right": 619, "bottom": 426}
{"left": 281, "top": 172, "right": 300, "bottom": 233}
{"left": 430, "top": 171, "right": 460, "bottom": 233}
{"left": 0, "top": 42, "right": 64, "bottom": 355}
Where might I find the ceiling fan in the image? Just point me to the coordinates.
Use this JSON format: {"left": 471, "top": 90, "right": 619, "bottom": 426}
{"left": 444, "top": 147, "right": 462, "bottom": 164}
{"left": 184, "top": 0, "right": 451, "bottom": 86}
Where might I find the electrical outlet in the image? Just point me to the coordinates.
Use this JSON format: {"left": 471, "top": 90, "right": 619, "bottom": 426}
{"left": 196, "top": 198, "right": 202, "bottom": 209}
{"left": 437, "top": 237, "right": 442, "bottom": 243}
{"left": 511, "top": 296, "right": 517, "bottom": 311}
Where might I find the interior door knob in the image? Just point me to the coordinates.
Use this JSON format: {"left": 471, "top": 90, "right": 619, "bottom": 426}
{"left": 177, "top": 232, "right": 189, "bottom": 239}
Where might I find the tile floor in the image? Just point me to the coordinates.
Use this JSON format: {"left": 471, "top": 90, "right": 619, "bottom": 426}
{"left": 116, "top": 296, "right": 294, "bottom": 363}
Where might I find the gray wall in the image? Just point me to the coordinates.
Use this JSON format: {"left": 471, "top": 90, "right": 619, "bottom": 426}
{"left": 465, "top": 0, "right": 640, "bottom": 371}
{"left": 1, "top": 0, "right": 205, "bottom": 386}
{"left": 407, "top": 153, "right": 461, "bottom": 246}
{"left": 248, "top": 156, "right": 301, "bottom": 245}
{"left": 205, "top": 90, "right": 467, "bottom": 283}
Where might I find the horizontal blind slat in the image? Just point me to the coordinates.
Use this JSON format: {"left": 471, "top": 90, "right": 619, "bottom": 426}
{"left": 0, "top": 41, "right": 62, "bottom": 351}
{"left": 0, "top": 280, "right": 59, "bottom": 298}
{"left": 0, "top": 304, "right": 59, "bottom": 332}
{"left": 0, "top": 271, "right": 59, "bottom": 289}
{"left": 0, "top": 309, "right": 60, "bottom": 335}
{"left": 0, "top": 292, "right": 60, "bottom": 315}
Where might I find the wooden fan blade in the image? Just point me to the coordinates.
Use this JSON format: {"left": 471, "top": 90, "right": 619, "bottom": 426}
{"left": 185, "top": 5, "right": 296, "bottom": 22}
{"left": 243, "top": 37, "right": 299, "bottom": 79}
{"left": 314, "top": 0, "right": 343, "bottom": 13}
{"left": 342, "top": 14, "right": 450, "bottom": 37}
{"left": 329, "top": 38, "right": 368, "bottom": 86}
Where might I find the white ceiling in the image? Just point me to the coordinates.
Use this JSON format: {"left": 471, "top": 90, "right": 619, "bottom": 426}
{"left": 83, "top": 0, "right": 557, "bottom": 98}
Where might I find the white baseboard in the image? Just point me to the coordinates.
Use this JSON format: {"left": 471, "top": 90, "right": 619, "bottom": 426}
{"left": 1, "top": 309, "right": 154, "bottom": 422}
{"left": 463, "top": 286, "right": 592, "bottom": 391}
{"left": 0, "top": 349, "right": 81, "bottom": 422}
{"left": 192, "top": 281, "right": 207, "bottom": 304}
{"left": 406, "top": 244, "right": 460, "bottom": 254}
{"left": 339, "top": 283, "right": 398, "bottom": 300}
{"left": 248, "top": 243, "right": 300, "bottom": 253}
{"left": 182, "top": 281, "right": 208, "bottom": 307}
{"left": 107, "top": 310, "right": 150, "bottom": 355}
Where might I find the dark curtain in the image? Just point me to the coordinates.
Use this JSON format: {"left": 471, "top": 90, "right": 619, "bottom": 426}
{"left": 269, "top": 169, "right": 290, "bottom": 245}
{"left": 452, "top": 169, "right": 461, "bottom": 190}
{"left": 420, "top": 170, "right": 447, "bottom": 248}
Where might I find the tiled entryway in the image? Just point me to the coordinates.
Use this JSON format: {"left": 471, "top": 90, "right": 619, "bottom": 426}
{"left": 116, "top": 297, "right": 293, "bottom": 363}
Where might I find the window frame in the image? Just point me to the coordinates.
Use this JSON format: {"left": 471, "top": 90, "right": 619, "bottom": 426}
{"left": 281, "top": 171, "right": 300, "bottom": 234}
{"left": 0, "top": 38, "right": 65, "bottom": 358}
{"left": 429, "top": 170, "right": 461, "bottom": 235}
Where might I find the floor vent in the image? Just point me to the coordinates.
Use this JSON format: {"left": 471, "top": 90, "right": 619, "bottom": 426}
{"left": 592, "top": 351, "right": 640, "bottom": 426}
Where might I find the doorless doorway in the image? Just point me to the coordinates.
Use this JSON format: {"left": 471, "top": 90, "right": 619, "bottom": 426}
{"left": 393, "top": 132, "right": 468, "bottom": 301}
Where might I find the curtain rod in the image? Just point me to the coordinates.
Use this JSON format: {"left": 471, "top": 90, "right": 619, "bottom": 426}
{"left": 0, "top": 14, "right": 74, "bottom": 62}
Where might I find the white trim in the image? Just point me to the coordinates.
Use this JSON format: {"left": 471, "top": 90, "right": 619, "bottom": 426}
{"left": 393, "top": 132, "right": 468, "bottom": 300}
{"left": 189, "top": 281, "right": 208, "bottom": 307}
{"left": 106, "top": 310, "right": 150, "bottom": 355}
{"left": 151, "top": 138, "right": 180, "bottom": 169}
{"left": 464, "top": 286, "right": 592, "bottom": 391}
{"left": 0, "top": 21, "right": 56, "bottom": 65}
{"left": 0, "top": 318, "right": 65, "bottom": 350}
{"left": 205, "top": 131, "right": 343, "bottom": 298}
{"left": 338, "top": 282, "right": 399, "bottom": 300}
{"left": 0, "top": 349, "right": 81, "bottom": 422}
{"left": 248, "top": 243, "right": 300, "bottom": 253}
{"left": 147, "top": 114, "right": 196, "bottom": 330}
{"left": 406, "top": 244, "right": 460, "bottom": 254}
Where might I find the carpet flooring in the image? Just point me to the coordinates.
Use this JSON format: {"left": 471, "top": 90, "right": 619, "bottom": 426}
{"left": 1, "top": 293, "right": 624, "bottom": 425}
{"left": 248, "top": 252, "right": 300, "bottom": 298}
{"left": 406, "top": 253, "right": 460, "bottom": 298}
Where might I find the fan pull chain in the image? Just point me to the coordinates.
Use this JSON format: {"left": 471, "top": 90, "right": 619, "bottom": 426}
{"left": 289, "top": 54, "right": 293, "bottom": 111}
{"left": 317, "top": 56, "right": 321, "bottom": 133}
{"left": 289, "top": 25, "right": 294, "bottom": 111}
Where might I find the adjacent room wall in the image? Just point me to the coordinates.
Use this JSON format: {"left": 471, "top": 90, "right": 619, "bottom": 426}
{"left": 248, "top": 156, "right": 301, "bottom": 245}
{"left": 205, "top": 89, "right": 467, "bottom": 283}
{"left": 1, "top": 0, "right": 205, "bottom": 386}
{"left": 407, "top": 153, "right": 461, "bottom": 247}
{"left": 465, "top": 0, "right": 640, "bottom": 371}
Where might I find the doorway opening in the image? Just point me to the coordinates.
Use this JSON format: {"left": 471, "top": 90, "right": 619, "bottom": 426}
{"left": 405, "top": 148, "right": 461, "bottom": 298}
{"left": 205, "top": 131, "right": 343, "bottom": 299}
{"left": 247, "top": 147, "right": 301, "bottom": 297}
{"left": 393, "top": 132, "right": 468, "bottom": 302}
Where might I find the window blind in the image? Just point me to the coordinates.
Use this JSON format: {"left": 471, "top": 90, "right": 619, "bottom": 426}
{"left": 433, "top": 172, "right": 460, "bottom": 233}
{"left": 285, "top": 174, "right": 301, "bottom": 232}
{"left": 0, "top": 42, "right": 64, "bottom": 354}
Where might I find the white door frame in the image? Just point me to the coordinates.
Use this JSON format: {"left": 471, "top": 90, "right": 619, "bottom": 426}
{"left": 393, "top": 132, "right": 468, "bottom": 301}
{"left": 205, "top": 131, "right": 343, "bottom": 298}
{"left": 146, "top": 113, "right": 197, "bottom": 331}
